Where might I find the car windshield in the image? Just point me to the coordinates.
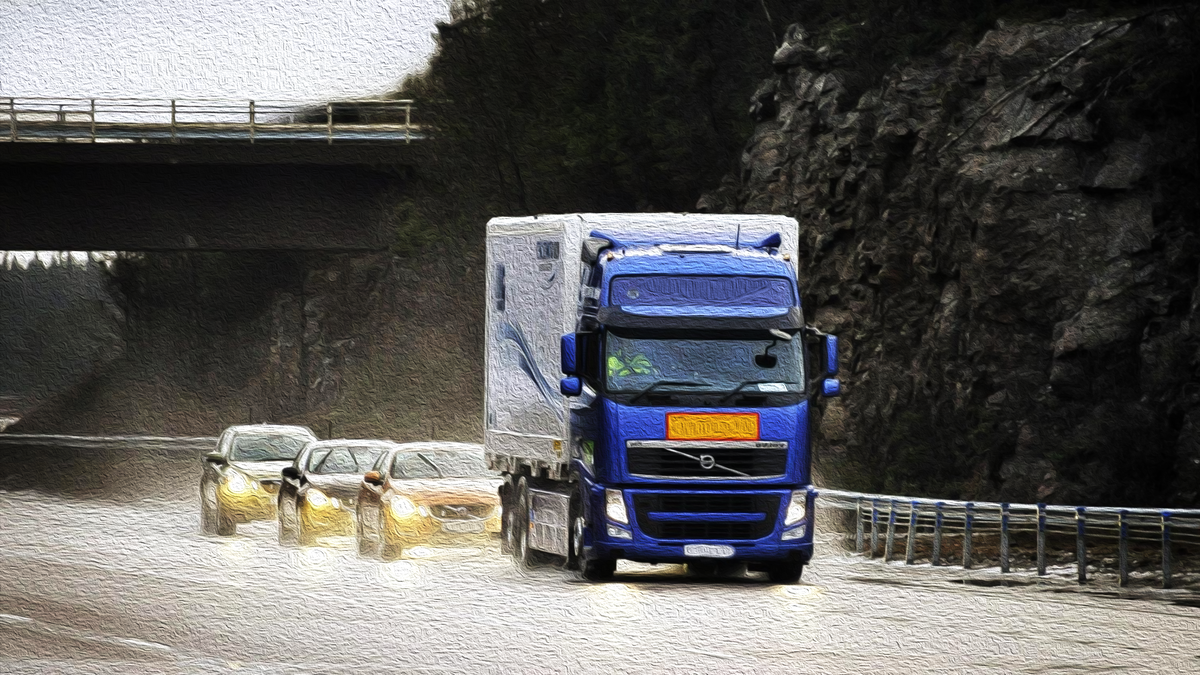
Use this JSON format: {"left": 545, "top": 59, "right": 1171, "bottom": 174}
{"left": 390, "top": 450, "right": 491, "bottom": 479}
{"left": 605, "top": 329, "right": 804, "bottom": 395}
{"left": 230, "top": 434, "right": 310, "bottom": 462}
{"left": 308, "top": 445, "right": 388, "bottom": 475}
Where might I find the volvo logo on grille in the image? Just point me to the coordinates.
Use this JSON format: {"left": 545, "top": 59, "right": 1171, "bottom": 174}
{"left": 699, "top": 454, "right": 716, "bottom": 470}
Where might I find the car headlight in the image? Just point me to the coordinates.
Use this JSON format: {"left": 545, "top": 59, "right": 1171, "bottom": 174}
{"left": 306, "top": 488, "right": 330, "bottom": 508}
{"left": 605, "top": 489, "right": 628, "bottom": 524}
{"left": 784, "top": 490, "right": 807, "bottom": 526}
{"left": 225, "top": 471, "right": 251, "bottom": 494}
{"left": 390, "top": 496, "right": 417, "bottom": 518}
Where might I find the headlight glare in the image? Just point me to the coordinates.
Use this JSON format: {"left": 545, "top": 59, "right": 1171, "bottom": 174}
{"left": 784, "top": 490, "right": 808, "bottom": 526}
{"left": 225, "top": 471, "right": 250, "bottom": 494}
{"left": 306, "top": 488, "right": 330, "bottom": 508}
{"left": 390, "top": 496, "right": 417, "bottom": 518}
{"left": 605, "top": 489, "right": 628, "bottom": 524}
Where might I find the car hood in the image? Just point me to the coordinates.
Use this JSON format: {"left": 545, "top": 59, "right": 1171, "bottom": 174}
{"left": 230, "top": 461, "right": 293, "bottom": 481}
{"left": 306, "top": 474, "right": 368, "bottom": 501}
{"left": 390, "top": 477, "right": 503, "bottom": 505}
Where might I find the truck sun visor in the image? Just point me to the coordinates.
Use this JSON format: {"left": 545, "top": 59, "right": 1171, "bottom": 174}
{"left": 610, "top": 275, "right": 795, "bottom": 307}
{"left": 597, "top": 306, "right": 804, "bottom": 330}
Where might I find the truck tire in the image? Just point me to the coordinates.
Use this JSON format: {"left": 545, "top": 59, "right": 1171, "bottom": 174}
{"left": 514, "top": 476, "right": 553, "bottom": 568}
{"left": 580, "top": 555, "right": 616, "bottom": 581}
{"left": 499, "top": 475, "right": 516, "bottom": 555}
{"left": 767, "top": 561, "right": 804, "bottom": 584}
{"left": 566, "top": 493, "right": 583, "bottom": 571}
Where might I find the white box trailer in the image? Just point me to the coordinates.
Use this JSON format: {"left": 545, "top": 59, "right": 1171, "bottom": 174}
{"left": 484, "top": 213, "right": 801, "bottom": 481}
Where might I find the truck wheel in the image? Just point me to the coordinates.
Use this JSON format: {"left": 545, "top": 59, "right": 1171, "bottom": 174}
{"left": 767, "top": 561, "right": 804, "bottom": 584}
{"left": 566, "top": 498, "right": 584, "bottom": 571}
{"left": 499, "top": 475, "right": 515, "bottom": 555}
{"left": 580, "top": 555, "right": 616, "bottom": 581}
{"left": 201, "top": 480, "right": 235, "bottom": 536}
{"left": 514, "top": 476, "right": 553, "bottom": 568}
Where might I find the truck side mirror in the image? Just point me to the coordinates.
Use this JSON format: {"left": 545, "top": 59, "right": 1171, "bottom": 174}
{"left": 281, "top": 466, "right": 299, "bottom": 480}
{"left": 822, "top": 378, "right": 841, "bottom": 398}
{"left": 561, "top": 333, "right": 577, "bottom": 375}
{"left": 205, "top": 452, "right": 226, "bottom": 464}
{"left": 824, "top": 335, "right": 839, "bottom": 376}
{"left": 560, "top": 376, "right": 582, "bottom": 397}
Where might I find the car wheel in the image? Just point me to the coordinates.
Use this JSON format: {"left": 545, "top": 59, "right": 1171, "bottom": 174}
{"left": 202, "top": 480, "right": 235, "bottom": 536}
{"left": 296, "top": 502, "right": 316, "bottom": 547}
{"left": 766, "top": 561, "right": 804, "bottom": 584}
{"left": 378, "top": 512, "right": 403, "bottom": 561}
{"left": 278, "top": 496, "right": 299, "bottom": 546}
{"left": 356, "top": 511, "right": 373, "bottom": 557}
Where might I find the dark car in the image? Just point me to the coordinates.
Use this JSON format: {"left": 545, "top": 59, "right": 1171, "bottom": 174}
{"left": 200, "top": 424, "right": 317, "bottom": 536}
{"left": 277, "top": 439, "right": 396, "bottom": 546}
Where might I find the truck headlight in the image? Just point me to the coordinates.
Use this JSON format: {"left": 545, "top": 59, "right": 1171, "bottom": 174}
{"left": 782, "top": 525, "right": 806, "bottom": 540}
{"left": 390, "top": 496, "right": 417, "bottom": 518}
{"left": 605, "top": 489, "right": 628, "bottom": 524}
{"left": 784, "top": 490, "right": 807, "bottom": 526}
{"left": 225, "top": 471, "right": 251, "bottom": 494}
{"left": 306, "top": 488, "right": 330, "bottom": 508}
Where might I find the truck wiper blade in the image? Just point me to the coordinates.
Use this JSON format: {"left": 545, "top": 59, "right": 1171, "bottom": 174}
{"left": 630, "top": 380, "right": 709, "bottom": 404}
{"left": 718, "top": 380, "right": 790, "bottom": 405}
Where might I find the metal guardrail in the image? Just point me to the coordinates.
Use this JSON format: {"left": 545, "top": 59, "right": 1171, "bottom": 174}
{"left": 817, "top": 489, "right": 1200, "bottom": 589}
{"left": 2, "top": 97, "right": 422, "bottom": 144}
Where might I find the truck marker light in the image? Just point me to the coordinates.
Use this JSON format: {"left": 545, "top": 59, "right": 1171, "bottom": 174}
{"left": 784, "top": 490, "right": 807, "bottom": 526}
{"left": 666, "top": 413, "right": 759, "bottom": 441}
{"left": 605, "top": 489, "right": 628, "bottom": 524}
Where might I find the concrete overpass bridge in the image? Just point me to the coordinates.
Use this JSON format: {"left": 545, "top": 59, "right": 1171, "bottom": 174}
{"left": 0, "top": 97, "right": 425, "bottom": 251}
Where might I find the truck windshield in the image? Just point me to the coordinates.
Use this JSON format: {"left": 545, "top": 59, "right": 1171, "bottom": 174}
{"left": 605, "top": 330, "right": 804, "bottom": 397}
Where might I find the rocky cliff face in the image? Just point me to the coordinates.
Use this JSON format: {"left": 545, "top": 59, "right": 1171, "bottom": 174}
{"left": 701, "top": 12, "right": 1199, "bottom": 506}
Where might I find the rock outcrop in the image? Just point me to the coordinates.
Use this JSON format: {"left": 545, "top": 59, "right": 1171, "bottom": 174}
{"left": 702, "top": 11, "right": 1198, "bottom": 506}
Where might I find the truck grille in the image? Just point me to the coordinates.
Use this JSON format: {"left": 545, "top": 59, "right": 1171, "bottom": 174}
{"left": 626, "top": 441, "right": 787, "bottom": 478}
{"left": 431, "top": 504, "right": 493, "bottom": 520}
{"left": 632, "top": 493, "right": 780, "bottom": 540}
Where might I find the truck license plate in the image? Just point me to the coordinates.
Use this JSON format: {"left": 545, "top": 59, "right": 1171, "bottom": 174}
{"left": 442, "top": 520, "right": 485, "bottom": 534}
{"left": 683, "top": 544, "right": 735, "bottom": 558}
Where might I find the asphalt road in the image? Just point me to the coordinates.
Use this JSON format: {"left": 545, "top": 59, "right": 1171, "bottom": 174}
{"left": 1, "top": 442, "right": 1198, "bottom": 674}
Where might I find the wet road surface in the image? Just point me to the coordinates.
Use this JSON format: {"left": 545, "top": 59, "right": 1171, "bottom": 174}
{"left": 1, "top": 441, "right": 1198, "bottom": 674}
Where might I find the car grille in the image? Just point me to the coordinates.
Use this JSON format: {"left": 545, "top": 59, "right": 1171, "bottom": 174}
{"left": 632, "top": 493, "right": 780, "bottom": 540}
{"left": 626, "top": 441, "right": 787, "bottom": 478}
{"left": 431, "top": 504, "right": 492, "bottom": 520}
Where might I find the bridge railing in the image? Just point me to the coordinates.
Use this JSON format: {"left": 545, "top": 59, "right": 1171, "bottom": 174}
{"left": 816, "top": 488, "right": 1200, "bottom": 589}
{"left": 2, "top": 97, "right": 422, "bottom": 144}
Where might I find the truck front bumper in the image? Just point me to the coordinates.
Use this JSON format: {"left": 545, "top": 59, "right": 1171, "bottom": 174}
{"left": 585, "top": 483, "right": 815, "bottom": 565}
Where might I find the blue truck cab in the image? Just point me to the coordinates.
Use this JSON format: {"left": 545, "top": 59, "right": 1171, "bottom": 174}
{"left": 484, "top": 214, "right": 840, "bottom": 583}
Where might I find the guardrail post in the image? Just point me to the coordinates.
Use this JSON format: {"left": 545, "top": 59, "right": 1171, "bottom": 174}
{"left": 249, "top": 100, "right": 255, "bottom": 144}
{"left": 870, "top": 499, "right": 880, "bottom": 558}
{"left": 327, "top": 102, "right": 333, "bottom": 144}
{"left": 171, "top": 99, "right": 178, "bottom": 143}
{"left": 1076, "top": 506, "right": 1087, "bottom": 584}
{"left": 855, "top": 497, "right": 864, "bottom": 553}
{"left": 56, "top": 104, "right": 65, "bottom": 143}
{"left": 884, "top": 500, "right": 897, "bottom": 562}
{"left": 963, "top": 502, "right": 974, "bottom": 569}
{"left": 932, "top": 501, "right": 944, "bottom": 566}
{"left": 905, "top": 501, "right": 918, "bottom": 565}
{"left": 405, "top": 102, "right": 412, "bottom": 144}
{"left": 1118, "top": 509, "right": 1128, "bottom": 587}
{"left": 1000, "top": 503, "right": 1010, "bottom": 573}
{"left": 1037, "top": 502, "right": 1046, "bottom": 576}
{"left": 8, "top": 98, "right": 15, "bottom": 142}
{"left": 90, "top": 99, "right": 96, "bottom": 142}
{"left": 1162, "top": 511, "right": 1172, "bottom": 589}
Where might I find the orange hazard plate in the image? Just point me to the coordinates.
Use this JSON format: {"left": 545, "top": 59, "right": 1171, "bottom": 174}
{"left": 666, "top": 413, "right": 759, "bottom": 441}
